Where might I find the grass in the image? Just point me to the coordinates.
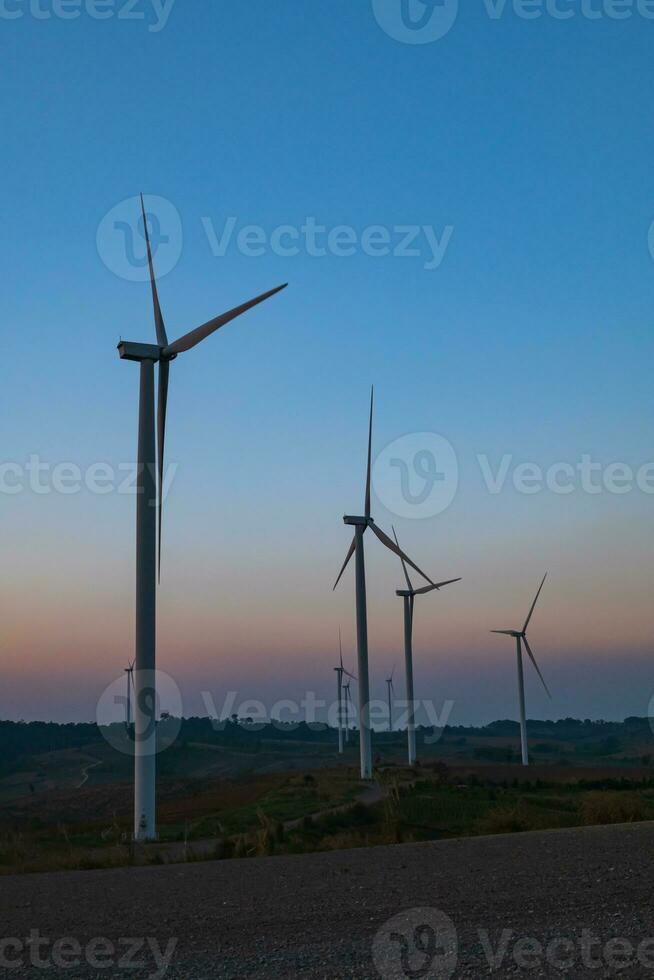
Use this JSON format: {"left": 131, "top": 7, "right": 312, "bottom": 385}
{"left": 0, "top": 768, "right": 362, "bottom": 874}
{"left": 3, "top": 767, "right": 654, "bottom": 875}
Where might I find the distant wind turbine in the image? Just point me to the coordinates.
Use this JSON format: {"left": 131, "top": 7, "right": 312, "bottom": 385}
{"left": 386, "top": 666, "right": 396, "bottom": 733}
{"left": 334, "top": 629, "right": 356, "bottom": 754}
{"left": 118, "top": 195, "right": 286, "bottom": 840}
{"left": 392, "top": 526, "right": 461, "bottom": 765}
{"left": 124, "top": 660, "right": 135, "bottom": 728}
{"left": 491, "top": 573, "right": 552, "bottom": 766}
{"left": 343, "top": 680, "right": 354, "bottom": 743}
{"left": 333, "top": 388, "right": 434, "bottom": 779}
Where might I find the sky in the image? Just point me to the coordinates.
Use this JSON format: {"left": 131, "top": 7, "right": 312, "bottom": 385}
{"left": 2, "top": 0, "right": 654, "bottom": 726}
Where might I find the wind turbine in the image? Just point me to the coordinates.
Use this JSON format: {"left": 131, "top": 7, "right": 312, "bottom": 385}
{"left": 392, "top": 526, "right": 461, "bottom": 765}
{"left": 124, "top": 660, "right": 135, "bottom": 728}
{"left": 334, "top": 629, "right": 356, "bottom": 754}
{"left": 333, "top": 388, "right": 434, "bottom": 779}
{"left": 491, "top": 573, "right": 552, "bottom": 767}
{"left": 386, "top": 666, "right": 396, "bottom": 733}
{"left": 343, "top": 680, "right": 354, "bottom": 743}
{"left": 118, "top": 195, "right": 286, "bottom": 840}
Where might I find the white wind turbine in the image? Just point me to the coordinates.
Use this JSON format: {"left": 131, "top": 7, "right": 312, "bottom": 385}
{"left": 491, "top": 573, "right": 552, "bottom": 766}
{"left": 118, "top": 195, "right": 286, "bottom": 840}
{"left": 392, "top": 526, "right": 460, "bottom": 765}
{"left": 333, "top": 388, "right": 434, "bottom": 779}
{"left": 385, "top": 666, "right": 396, "bottom": 733}
{"left": 334, "top": 629, "right": 356, "bottom": 754}
{"left": 124, "top": 659, "right": 135, "bottom": 728}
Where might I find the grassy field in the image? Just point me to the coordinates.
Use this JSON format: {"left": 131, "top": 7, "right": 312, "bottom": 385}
{"left": 0, "top": 768, "right": 362, "bottom": 874}
{"left": 3, "top": 717, "right": 654, "bottom": 875}
{"left": 2, "top": 761, "right": 654, "bottom": 875}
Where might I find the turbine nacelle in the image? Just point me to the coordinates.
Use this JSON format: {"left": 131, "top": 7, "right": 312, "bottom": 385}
{"left": 118, "top": 341, "right": 168, "bottom": 363}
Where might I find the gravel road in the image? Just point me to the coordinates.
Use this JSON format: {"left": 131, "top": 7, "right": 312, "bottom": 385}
{"left": 1, "top": 821, "right": 653, "bottom": 978}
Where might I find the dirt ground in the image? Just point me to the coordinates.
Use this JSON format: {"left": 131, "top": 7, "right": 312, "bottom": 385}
{"left": 1, "top": 821, "right": 653, "bottom": 978}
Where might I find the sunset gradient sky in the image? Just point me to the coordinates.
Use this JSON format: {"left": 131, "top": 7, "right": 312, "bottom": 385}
{"left": 2, "top": 1, "right": 654, "bottom": 724}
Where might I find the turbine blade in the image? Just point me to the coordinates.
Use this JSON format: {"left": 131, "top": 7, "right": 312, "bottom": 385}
{"left": 412, "top": 577, "right": 462, "bottom": 596}
{"left": 333, "top": 535, "right": 356, "bottom": 591}
{"left": 364, "top": 386, "right": 373, "bottom": 520}
{"left": 523, "top": 636, "right": 552, "bottom": 699}
{"left": 392, "top": 525, "right": 413, "bottom": 592}
{"left": 164, "top": 284, "right": 287, "bottom": 356}
{"left": 344, "top": 669, "right": 357, "bottom": 681}
{"left": 369, "top": 522, "right": 433, "bottom": 584}
{"left": 339, "top": 627, "right": 343, "bottom": 669}
{"left": 140, "top": 194, "right": 168, "bottom": 348}
{"left": 523, "top": 573, "right": 548, "bottom": 633}
{"left": 157, "top": 358, "right": 169, "bottom": 583}
{"left": 491, "top": 630, "right": 515, "bottom": 635}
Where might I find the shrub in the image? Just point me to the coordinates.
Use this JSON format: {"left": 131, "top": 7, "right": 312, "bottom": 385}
{"left": 476, "top": 803, "right": 534, "bottom": 835}
{"left": 579, "top": 792, "right": 647, "bottom": 826}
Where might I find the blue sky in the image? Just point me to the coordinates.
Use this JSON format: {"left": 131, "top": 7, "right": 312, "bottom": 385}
{"left": 2, "top": 0, "right": 654, "bottom": 724}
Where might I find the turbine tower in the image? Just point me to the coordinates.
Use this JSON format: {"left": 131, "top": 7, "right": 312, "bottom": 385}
{"left": 118, "top": 195, "right": 286, "bottom": 840}
{"left": 392, "top": 526, "right": 460, "bottom": 765}
{"left": 124, "top": 659, "right": 135, "bottom": 728}
{"left": 385, "top": 666, "right": 395, "bottom": 733}
{"left": 334, "top": 629, "right": 356, "bottom": 754}
{"left": 333, "top": 388, "right": 434, "bottom": 780}
{"left": 491, "top": 573, "right": 552, "bottom": 766}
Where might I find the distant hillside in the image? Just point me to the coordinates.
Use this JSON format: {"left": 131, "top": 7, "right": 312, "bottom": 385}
{"left": 1, "top": 714, "right": 651, "bottom": 778}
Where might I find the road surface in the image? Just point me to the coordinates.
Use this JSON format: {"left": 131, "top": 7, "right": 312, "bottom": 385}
{"left": 1, "top": 821, "right": 653, "bottom": 978}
